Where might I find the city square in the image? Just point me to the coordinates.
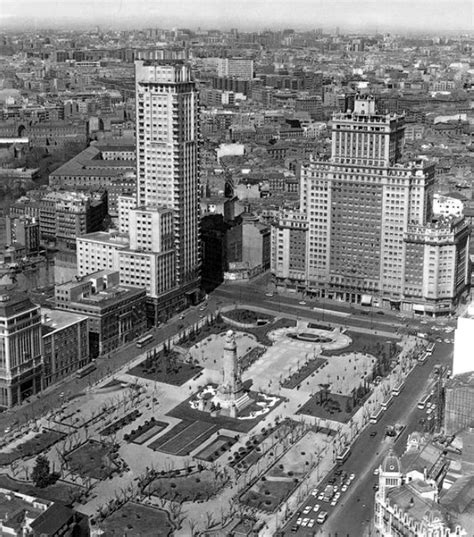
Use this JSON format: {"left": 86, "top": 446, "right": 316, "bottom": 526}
{"left": 0, "top": 306, "right": 423, "bottom": 535}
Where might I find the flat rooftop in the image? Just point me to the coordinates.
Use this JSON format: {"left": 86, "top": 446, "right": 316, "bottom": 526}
{"left": 41, "top": 307, "right": 88, "bottom": 334}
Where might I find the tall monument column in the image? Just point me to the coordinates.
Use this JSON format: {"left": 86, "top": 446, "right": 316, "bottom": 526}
{"left": 221, "top": 329, "right": 242, "bottom": 397}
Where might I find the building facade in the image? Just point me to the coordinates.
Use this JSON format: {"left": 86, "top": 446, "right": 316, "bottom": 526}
{"left": 271, "top": 95, "right": 470, "bottom": 315}
{"left": 41, "top": 308, "right": 89, "bottom": 388}
{"left": 55, "top": 270, "right": 147, "bottom": 357}
{"left": 135, "top": 60, "right": 201, "bottom": 305}
{"left": 0, "top": 293, "right": 42, "bottom": 409}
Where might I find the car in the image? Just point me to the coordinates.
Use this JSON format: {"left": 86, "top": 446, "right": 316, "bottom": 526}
{"left": 341, "top": 484, "right": 348, "bottom": 492}
{"left": 303, "top": 506, "right": 311, "bottom": 514}
{"left": 333, "top": 485, "right": 339, "bottom": 492}
{"left": 373, "top": 484, "right": 379, "bottom": 491}
{"left": 345, "top": 479, "right": 351, "bottom": 487}
{"left": 311, "top": 488, "right": 319, "bottom": 497}
{"left": 328, "top": 477, "right": 336, "bottom": 484}
{"left": 349, "top": 473, "right": 355, "bottom": 481}
{"left": 330, "top": 498, "right": 337, "bottom": 506}
{"left": 334, "top": 492, "right": 341, "bottom": 499}
{"left": 179, "top": 314, "right": 185, "bottom": 320}
{"left": 4, "top": 427, "right": 10, "bottom": 434}
{"left": 376, "top": 311, "right": 385, "bottom": 315}
{"left": 370, "top": 431, "right": 377, "bottom": 437}
{"left": 313, "top": 504, "right": 320, "bottom": 513}
{"left": 317, "top": 492, "right": 325, "bottom": 501}
{"left": 317, "top": 511, "right": 328, "bottom": 524}
{"left": 308, "top": 519, "right": 315, "bottom": 528}
{"left": 59, "top": 392, "right": 65, "bottom": 398}
{"left": 296, "top": 518, "right": 302, "bottom": 526}
{"left": 373, "top": 468, "right": 380, "bottom": 476}
{"left": 335, "top": 468, "right": 343, "bottom": 476}
{"left": 265, "top": 292, "right": 274, "bottom": 297}
{"left": 291, "top": 525, "right": 298, "bottom": 533}
{"left": 301, "top": 518, "right": 310, "bottom": 527}
{"left": 299, "top": 300, "right": 307, "bottom": 305}
{"left": 199, "top": 306, "right": 206, "bottom": 311}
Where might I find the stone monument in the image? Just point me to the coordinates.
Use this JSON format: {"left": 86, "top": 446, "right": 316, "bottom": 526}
{"left": 215, "top": 330, "right": 249, "bottom": 417}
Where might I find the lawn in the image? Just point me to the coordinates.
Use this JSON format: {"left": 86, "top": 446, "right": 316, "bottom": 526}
{"left": 66, "top": 440, "right": 119, "bottom": 480}
{"left": 146, "top": 469, "right": 229, "bottom": 502}
{"left": 0, "top": 429, "right": 65, "bottom": 466}
{"left": 297, "top": 390, "right": 369, "bottom": 423}
{"left": 179, "top": 316, "right": 296, "bottom": 349}
{"left": 128, "top": 351, "right": 202, "bottom": 386}
{"left": 281, "top": 357, "right": 327, "bottom": 389}
{"left": 223, "top": 309, "right": 274, "bottom": 325}
{"left": 166, "top": 388, "right": 280, "bottom": 434}
{"left": 126, "top": 420, "right": 168, "bottom": 445}
{"left": 149, "top": 419, "right": 219, "bottom": 456}
{"left": 322, "top": 331, "right": 397, "bottom": 358}
{"left": 195, "top": 434, "right": 237, "bottom": 462}
{"left": 100, "top": 502, "right": 173, "bottom": 537}
{"left": 240, "top": 478, "right": 297, "bottom": 512}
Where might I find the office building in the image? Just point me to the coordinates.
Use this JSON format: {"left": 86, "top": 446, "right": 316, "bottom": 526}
{"left": 5, "top": 214, "right": 40, "bottom": 256}
{"left": 444, "top": 372, "right": 474, "bottom": 436}
{"left": 0, "top": 293, "right": 42, "bottom": 409}
{"left": 135, "top": 60, "right": 200, "bottom": 301}
{"left": 271, "top": 95, "right": 470, "bottom": 315}
{"left": 452, "top": 303, "right": 474, "bottom": 377}
{"left": 77, "top": 61, "right": 201, "bottom": 323}
{"left": 55, "top": 270, "right": 147, "bottom": 357}
{"left": 41, "top": 308, "right": 89, "bottom": 388}
{"left": 217, "top": 58, "right": 254, "bottom": 80}
{"left": 10, "top": 190, "right": 108, "bottom": 250}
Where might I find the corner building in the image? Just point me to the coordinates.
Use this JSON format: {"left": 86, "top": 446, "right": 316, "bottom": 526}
{"left": 272, "top": 95, "right": 469, "bottom": 315}
{"left": 135, "top": 60, "right": 201, "bottom": 311}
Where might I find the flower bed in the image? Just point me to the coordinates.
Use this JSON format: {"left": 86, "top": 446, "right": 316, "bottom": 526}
{"left": 125, "top": 418, "right": 168, "bottom": 445}
{"left": 100, "top": 410, "right": 141, "bottom": 436}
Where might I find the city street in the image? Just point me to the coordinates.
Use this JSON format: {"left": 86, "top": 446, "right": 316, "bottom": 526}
{"left": 281, "top": 341, "right": 453, "bottom": 536}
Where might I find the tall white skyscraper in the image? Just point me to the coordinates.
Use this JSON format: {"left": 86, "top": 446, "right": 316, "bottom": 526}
{"left": 77, "top": 61, "right": 201, "bottom": 324}
{"left": 135, "top": 60, "right": 201, "bottom": 305}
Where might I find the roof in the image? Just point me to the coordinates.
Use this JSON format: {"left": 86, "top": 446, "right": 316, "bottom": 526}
{"left": 382, "top": 449, "right": 401, "bottom": 474}
{"left": 30, "top": 502, "right": 74, "bottom": 535}
{"left": 445, "top": 371, "right": 474, "bottom": 389}
{"left": 387, "top": 482, "right": 446, "bottom": 524}
{"left": 0, "top": 292, "right": 38, "bottom": 319}
{"left": 440, "top": 475, "right": 474, "bottom": 514}
{"left": 41, "top": 307, "right": 88, "bottom": 335}
{"left": 49, "top": 145, "right": 135, "bottom": 179}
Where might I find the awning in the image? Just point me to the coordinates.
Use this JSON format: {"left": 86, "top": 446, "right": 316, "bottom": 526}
{"left": 413, "top": 304, "right": 425, "bottom": 312}
{"left": 361, "top": 294, "right": 373, "bottom": 306}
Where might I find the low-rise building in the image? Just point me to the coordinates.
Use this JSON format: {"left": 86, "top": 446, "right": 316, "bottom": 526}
{"left": 0, "top": 487, "right": 85, "bottom": 536}
{"left": 41, "top": 308, "right": 89, "bottom": 388}
{"left": 55, "top": 270, "right": 147, "bottom": 357}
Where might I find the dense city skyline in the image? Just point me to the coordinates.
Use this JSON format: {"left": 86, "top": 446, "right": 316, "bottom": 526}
{"left": 0, "top": 0, "right": 472, "bottom": 33}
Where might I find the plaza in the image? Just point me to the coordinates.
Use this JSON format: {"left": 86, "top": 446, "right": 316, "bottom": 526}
{"left": 0, "top": 306, "right": 423, "bottom": 535}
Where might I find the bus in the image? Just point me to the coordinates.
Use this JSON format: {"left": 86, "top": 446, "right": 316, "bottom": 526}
{"left": 335, "top": 446, "right": 351, "bottom": 464}
{"left": 75, "top": 362, "right": 97, "bottom": 379}
{"left": 418, "top": 352, "right": 428, "bottom": 364}
{"left": 381, "top": 395, "right": 394, "bottom": 410}
{"left": 370, "top": 407, "right": 384, "bottom": 423}
{"left": 136, "top": 334, "right": 154, "bottom": 348}
{"left": 417, "top": 393, "right": 431, "bottom": 410}
{"left": 391, "top": 382, "right": 404, "bottom": 397}
{"left": 426, "top": 342, "right": 435, "bottom": 354}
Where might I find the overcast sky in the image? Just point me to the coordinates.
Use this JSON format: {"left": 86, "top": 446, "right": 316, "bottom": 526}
{"left": 0, "top": 0, "right": 472, "bottom": 33}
